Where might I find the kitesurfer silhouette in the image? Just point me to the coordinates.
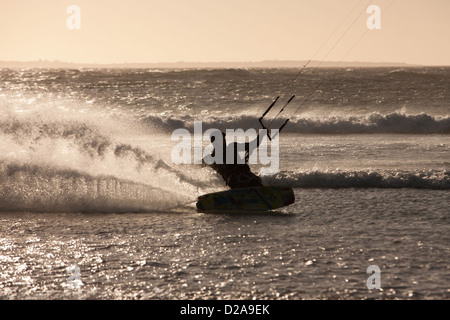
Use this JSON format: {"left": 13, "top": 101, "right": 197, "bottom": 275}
{"left": 203, "top": 131, "right": 264, "bottom": 189}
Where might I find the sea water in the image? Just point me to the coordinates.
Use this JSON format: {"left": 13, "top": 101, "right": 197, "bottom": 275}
{"left": 0, "top": 67, "right": 448, "bottom": 299}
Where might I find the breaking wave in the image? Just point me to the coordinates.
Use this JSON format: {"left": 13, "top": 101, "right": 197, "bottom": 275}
{"left": 141, "top": 110, "right": 450, "bottom": 134}
{"left": 262, "top": 169, "right": 450, "bottom": 190}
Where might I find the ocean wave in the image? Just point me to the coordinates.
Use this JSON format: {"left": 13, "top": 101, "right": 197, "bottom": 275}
{"left": 262, "top": 169, "right": 450, "bottom": 190}
{"left": 141, "top": 110, "right": 450, "bottom": 134}
{"left": 385, "top": 68, "right": 448, "bottom": 79}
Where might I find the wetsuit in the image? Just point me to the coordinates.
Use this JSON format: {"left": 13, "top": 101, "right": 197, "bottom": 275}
{"left": 206, "top": 132, "right": 264, "bottom": 189}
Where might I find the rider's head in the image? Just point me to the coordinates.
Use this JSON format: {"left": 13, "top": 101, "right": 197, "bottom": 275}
{"left": 210, "top": 131, "right": 226, "bottom": 143}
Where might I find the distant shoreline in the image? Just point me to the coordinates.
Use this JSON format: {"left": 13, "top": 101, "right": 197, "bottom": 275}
{"left": 0, "top": 60, "right": 428, "bottom": 69}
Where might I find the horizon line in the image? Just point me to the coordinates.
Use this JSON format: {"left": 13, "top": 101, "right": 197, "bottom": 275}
{"left": 0, "top": 59, "right": 439, "bottom": 69}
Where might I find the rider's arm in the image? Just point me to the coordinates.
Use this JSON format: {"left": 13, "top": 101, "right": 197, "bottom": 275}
{"left": 241, "top": 131, "right": 265, "bottom": 162}
{"left": 246, "top": 130, "right": 265, "bottom": 152}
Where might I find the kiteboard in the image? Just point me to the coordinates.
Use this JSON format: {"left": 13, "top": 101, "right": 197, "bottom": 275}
{"left": 196, "top": 186, "right": 295, "bottom": 213}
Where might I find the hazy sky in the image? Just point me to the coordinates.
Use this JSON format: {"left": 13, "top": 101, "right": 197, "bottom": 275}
{"left": 1, "top": 0, "right": 449, "bottom": 65}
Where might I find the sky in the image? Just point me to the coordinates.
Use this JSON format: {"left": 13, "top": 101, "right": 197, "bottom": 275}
{"left": 1, "top": 0, "right": 449, "bottom": 65}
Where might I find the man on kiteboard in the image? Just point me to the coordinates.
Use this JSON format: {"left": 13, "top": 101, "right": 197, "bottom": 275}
{"left": 204, "top": 131, "right": 264, "bottom": 189}
{"left": 201, "top": 95, "right": 293, "bottom": 189}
